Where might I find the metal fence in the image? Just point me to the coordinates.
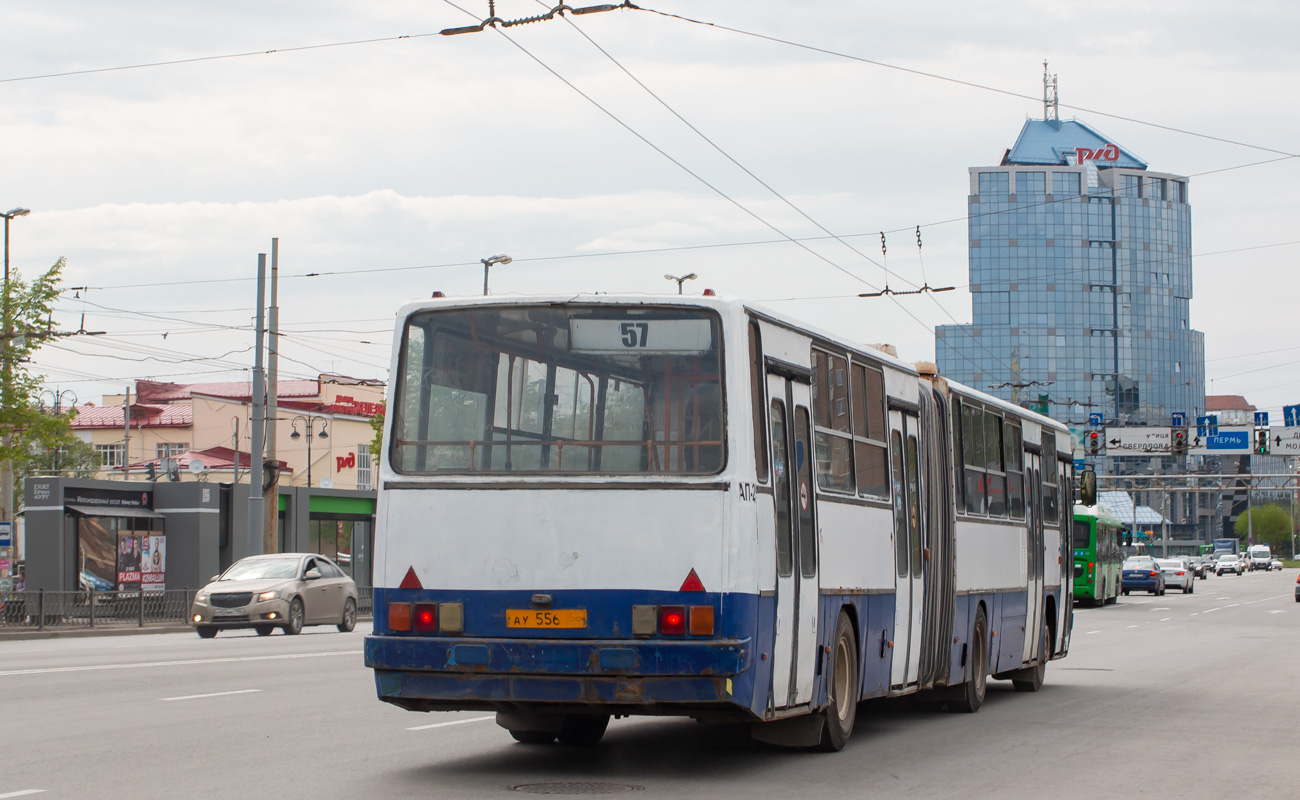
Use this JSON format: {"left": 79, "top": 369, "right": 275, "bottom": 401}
{"left": 1, "top": 586, "right": 374, "bottom": 631}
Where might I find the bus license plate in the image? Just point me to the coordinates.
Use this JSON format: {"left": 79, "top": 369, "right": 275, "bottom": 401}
{"left": 506, "top": 609, "right": 587, "bottom": 629}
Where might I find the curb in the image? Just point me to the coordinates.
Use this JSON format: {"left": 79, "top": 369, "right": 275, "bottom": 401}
{"left": 0, "top": 615, "right": 375, "bottom": 642}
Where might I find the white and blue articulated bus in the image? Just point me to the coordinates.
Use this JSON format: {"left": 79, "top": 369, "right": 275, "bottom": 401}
{"left": 364, "top": 294, "right": 1078, "bottom": 750}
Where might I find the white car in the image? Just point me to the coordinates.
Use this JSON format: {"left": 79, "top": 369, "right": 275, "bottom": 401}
{"left": 1157, "top": 559, "right": 1195, "bottom": 593}
{"left": 1271, "top": 559, "right": 1284, "bottom": 570}
{"left": 1215, "top": 554, "right": 1245, "bottom": 576}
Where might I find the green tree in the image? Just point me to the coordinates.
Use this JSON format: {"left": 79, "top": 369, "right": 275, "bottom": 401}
{"left": 3, "top": 257, "right": 71, "bottom": 511}
{"left": 370, "top": 411, "right": 384, "bottom": 457}
{"left": 1233, "top": 503, "right": 1292, "bottom": 551}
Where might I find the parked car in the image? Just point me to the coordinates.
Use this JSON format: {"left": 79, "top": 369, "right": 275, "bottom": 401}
{"left": 1215, "top": 554, "right": 1245, "bottom": 576}
{"left": 1122, "top": 557, "right": 1165, "bottom": 596}
{"left": 1157, "top": 559, "right": 1195, "bottom": 593}
{"left": 189, "top": 553, "right": 358, "bottom": 638}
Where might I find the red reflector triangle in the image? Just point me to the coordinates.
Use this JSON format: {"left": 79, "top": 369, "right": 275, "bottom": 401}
{"left": 399, "top": 567, "right": 423, "bottom": 590}
{"left": 680, "top": 568, "right": 705, "bottom": 593}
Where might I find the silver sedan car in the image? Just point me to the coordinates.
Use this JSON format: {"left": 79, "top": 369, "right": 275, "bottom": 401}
{"left": 189, "top": 553, "right": 358, "bottom": 638}
{"left": 1156, "top": 558, "right": 1195, "bottom": 593}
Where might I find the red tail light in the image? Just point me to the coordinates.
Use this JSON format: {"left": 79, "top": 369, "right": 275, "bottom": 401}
{"left": 659, "top": 606, "right": 686, "bottom": 635}
{"left": 413, "top": 603, "right": 438, "bottom": 632}
{"left": 1149, "top": 571, "right": 1158, "bottom": 577}
{"left": 1177, "top": 572, "right": 1185, "bottom": 576}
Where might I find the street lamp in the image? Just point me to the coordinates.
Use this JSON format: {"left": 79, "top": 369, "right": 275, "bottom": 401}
{"left": 664, "top": 273, "right": 696, "bottom": 294}
{"left": 2, "top": 207, "right": 31, "bottom": 538}
{"left": 481, "top": 254, "right": 512, "bottom": 296}
{"left": 289, "top": 415, "right": 329, "bottom": 488}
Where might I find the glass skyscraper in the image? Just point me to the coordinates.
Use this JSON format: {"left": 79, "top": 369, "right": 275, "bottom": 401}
{"left": 936, "top": 119, "right": 1205, "bottom": 441}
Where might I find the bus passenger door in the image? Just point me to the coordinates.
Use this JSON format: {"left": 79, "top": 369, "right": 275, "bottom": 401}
{"left": 889, "top": 411, "right": 925, "bottom": 688}
{"left": 1023, "top": 454, "right": 1045, "bottom": 664}
{"left": 766, "top": 373, "right": 819, "bottom": 709}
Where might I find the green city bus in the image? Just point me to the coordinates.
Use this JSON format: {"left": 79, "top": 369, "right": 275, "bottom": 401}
{"left": 1073, "top": 504, "right": 1125, "bottom": 606}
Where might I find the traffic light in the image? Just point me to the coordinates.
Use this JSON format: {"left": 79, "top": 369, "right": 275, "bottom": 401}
{"left": 1087, "top": 431, "right": 1100, "bottom": 455}
{"left": 1172, "top": 427, "right": 1187, "bottom": 455}
{"left": 1255, "top": 428, "right": 1270, "bottom": 455}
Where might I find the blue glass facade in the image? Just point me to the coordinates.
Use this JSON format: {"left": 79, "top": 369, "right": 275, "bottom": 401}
{"left": 936, "top": 121, "right": 1205, "bottom": 436}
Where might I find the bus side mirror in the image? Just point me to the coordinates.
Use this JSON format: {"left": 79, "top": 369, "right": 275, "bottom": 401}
{"left": 1078, "top": 470, "right": 1097, "bottom": 506}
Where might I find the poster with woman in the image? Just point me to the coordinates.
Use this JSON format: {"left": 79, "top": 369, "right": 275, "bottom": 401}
{"left": 141, "top": 536, "right": 166, "bottom": 593}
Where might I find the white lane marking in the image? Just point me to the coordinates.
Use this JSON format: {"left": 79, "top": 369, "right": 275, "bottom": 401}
{"left": 0, "top": 791, "right": 47, "bottom": 798}
{"left": 407, "top": 715, "right": 494, "bottom": 731}
{"left": 0, "top": 650, "right": 360, "bottom": 678}
{"left": 1127, "top": 625, "right": 1139, "bottom": 628}
{"left": 1086, "top": 630, "right": 1101, "bottom": 635}
{"left": 161, "top": 689, "right": 263, "bottom": 702}
{"left": 1266, "top": 610, "right": 1286, "bottom": 615}
{"left": 1204, "top": 608, "right": 1221, "bottom": 614}
{"left": 1226, "top": 603, "right": 1240, "bottom": 608}
{"left": 1190, "top": 612, "right": 1199, "bottom": 616}
{"left": 1160, "top": 618, "right": 1171, "bottom": 622}
{"left": 1218, "top": 597, "right": 1231, "bottom": 600}
{"left": 1152, "top": 607, "right": 1171, "bottom": 611}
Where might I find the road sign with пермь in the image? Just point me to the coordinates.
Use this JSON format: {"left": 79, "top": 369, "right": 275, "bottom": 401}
{"left": 1188, "top": 425, "right": 1252, "bottom": 455}
{"left": 1104, "top": 426, "right": 1171, "bottom": 453}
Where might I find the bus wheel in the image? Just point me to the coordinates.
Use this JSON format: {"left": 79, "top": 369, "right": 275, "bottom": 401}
{"left": 509, "top": 730, "right": 556, "bottom": 745}
{"left": 817, "top": 611, "right": 859, "bottom": 752}
{"left": 1012, "top": 628, "right": 1047, "bottom": 693}
{"left": 557, "top": 714, "right": 609, "bottom": 746}
{"left": 952, "top": 608, "right": 988, "bottom": 714}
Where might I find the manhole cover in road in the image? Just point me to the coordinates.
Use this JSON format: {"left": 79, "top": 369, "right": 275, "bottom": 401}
{"left": 509, "top": 782, "right": 644, "bottom": 795}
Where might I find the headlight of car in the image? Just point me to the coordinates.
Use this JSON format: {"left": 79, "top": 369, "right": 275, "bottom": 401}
{"left": 257, "top": 590, "right": 280, "bottom": 602}
{"left": 194, "top": 592, "right": 208, "bottom": 603}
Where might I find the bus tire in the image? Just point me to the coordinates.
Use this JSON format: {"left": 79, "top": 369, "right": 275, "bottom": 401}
{"left": 1012, "top": 628, "right": 1047, "bottom": 693}
{"left": 509, "top": 730, "right": 556, "bottom": 745}
{"left": 557, "top": 714, "right": 609, "bottom": 746}
{"left": 817, "top": 611, "right": 859, "bottom": 752}
{"left": 953, "top": 608, "right": 988, "bottom": 714}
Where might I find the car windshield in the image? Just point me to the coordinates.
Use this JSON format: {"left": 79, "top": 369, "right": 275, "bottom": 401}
{"left": 1219, "top": 555, "right": 1238, "bottom": 562}
{"left": 1123, "top": 559, "right": 1153, "bottom": 569}
{"left": 220, "top": 557, "right": 300, "bottom": 581}
{"left": 1157, "top": 560, "right": 1182, "bottom": 569}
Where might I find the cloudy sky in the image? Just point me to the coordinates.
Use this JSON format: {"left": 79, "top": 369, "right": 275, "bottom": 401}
{"left": 3, "top": 0, "right": 1297, "bottom": 417}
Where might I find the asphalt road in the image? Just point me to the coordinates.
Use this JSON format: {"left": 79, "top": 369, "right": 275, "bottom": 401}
{"left": 1, "top": 569, "right": 1296, "bottom": 800}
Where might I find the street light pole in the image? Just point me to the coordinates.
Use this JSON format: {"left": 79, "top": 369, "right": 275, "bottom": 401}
{"left": 481, "top": 254, "right": 512, "bottom": 296}
{"left": 290, "top": 415, "right": 330, "bottom": 487}
{"left": 664, "top": 273, "right": 697, "bottom": 294}
{"left": 2, "top": 207, "right": 32, "bottom": 539}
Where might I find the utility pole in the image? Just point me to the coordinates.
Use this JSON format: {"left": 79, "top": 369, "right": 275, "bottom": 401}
{"left": 262, "top": 239, "right": 280, "bottom": 554}
{"left": 2, "top": 207, "right": 31, "bottom": 533}
{"left": 122, "top": 386, "right": 131, "bottom": 480}
{"left": 247, "top": 254, "right": 267, "bottom": 554}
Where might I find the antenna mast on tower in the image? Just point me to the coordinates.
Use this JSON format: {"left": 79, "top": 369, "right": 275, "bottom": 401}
{"left": 1043, "top": 61, "right": 1059, "bottom": 121}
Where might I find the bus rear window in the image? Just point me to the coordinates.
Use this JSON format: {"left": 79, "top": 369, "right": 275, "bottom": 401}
{"left": 392, "top": 305, "right": 724, "bottom": 475}
{"left": 1072, "top": 520, "right": 1091, "bottom": 550}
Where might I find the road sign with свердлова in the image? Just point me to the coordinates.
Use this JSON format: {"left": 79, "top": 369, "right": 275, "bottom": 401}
{"left": 1104, "top": 426, "right": 1171, "bottom": 453}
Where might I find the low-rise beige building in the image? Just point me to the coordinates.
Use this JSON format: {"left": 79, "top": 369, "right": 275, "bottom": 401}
{"left": 71, "top": 374, "right": 385, "bottom": 490}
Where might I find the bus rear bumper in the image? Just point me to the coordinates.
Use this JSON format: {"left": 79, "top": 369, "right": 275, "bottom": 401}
{"left": 365, "top": 634, "right": 754, "bottom": 715}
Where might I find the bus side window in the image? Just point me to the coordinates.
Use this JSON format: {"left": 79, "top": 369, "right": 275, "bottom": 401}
{"left": 750, "top": 322, "right": 768, "bottom": 483}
